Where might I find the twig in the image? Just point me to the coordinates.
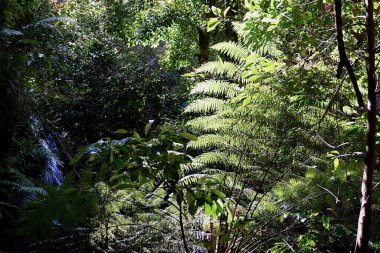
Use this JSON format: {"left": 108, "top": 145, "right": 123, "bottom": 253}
{"left": 316, "top": 71, "right": 348, "bottom": 127}
{"left": 317, "top": 184, "right": 340, "bottom": 203}
{"left": 178, "top": 200, "right": 190, "bottom": 253}
{"left": 283, "top": 239, "right": 297, "bottom": 252}
{"left": 316, "top": 133, "right": 352, "bottom": 149}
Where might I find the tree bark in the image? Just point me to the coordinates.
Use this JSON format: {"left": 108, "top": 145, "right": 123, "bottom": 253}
{"left": 334, "top": 0, "right": 364, "bottom": 108}
{"left": 225, "top": 0, "right": 238, "bottom": 42}
{"left": 198, "top": 28, "right": 210, "bottom": 64}
{"left": 355, "top": 0, "right": 377, "bottom": 252}
{"left": 197, "top": 0, "right": 216, "bottom": 64}
{"left": 178, "top": 200, "right": 190, "bottom": 253}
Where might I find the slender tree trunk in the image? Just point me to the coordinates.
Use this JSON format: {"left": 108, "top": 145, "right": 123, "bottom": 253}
{"left": 225, "top": 0, "right": 238, "bottom": 42}
{"left": 197, "top": 0, "right": 216, "bottom": 64}
{"left": 208, "top": 216, "right": 216, "bottom": 253}
{"left": 355, "top": 0, "right": 377, "bottom": 252}
{"left": 198, "top": 28, "right": 210, "bottom": 64}
{"left": 178, "top": 200, "right": 190, "bottom": 253}
{"left": 334, "top": 0, "right": 364, "bottom": 108}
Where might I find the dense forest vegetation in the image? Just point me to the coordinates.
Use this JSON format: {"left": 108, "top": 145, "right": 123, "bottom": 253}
{"left": 1, "top": 0, "right": 380, "bottom": 252}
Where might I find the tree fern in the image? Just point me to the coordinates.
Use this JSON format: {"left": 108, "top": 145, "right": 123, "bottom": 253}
{"left": 182, "top": 22, "right": 316, "bottom": 251}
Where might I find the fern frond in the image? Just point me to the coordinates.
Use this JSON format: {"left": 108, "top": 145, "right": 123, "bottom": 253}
{"left": 256, "top": 41, "right": 283, "bottom": 58}
{"left": 196, "top": 61, "right": 241, "bottom": 79}
{"left": 186, "top": 116, "right": 235, "bottom": 132}
{"left": 190, "top": 80, "right": 240, "bottom": 98}
{"left": 232, "top": 21, "right": 249, "bottom": 40}
{"left": 184, "top": 98, "right": 228, "bottom": 114}
{"left": 0, "top": 181, "right": 47, "bottom": 196}
{"left": 178, "top": 174, "right": 209, "bottom": 187}
{"left": 195, "top": 151, "right": 260, "bottom": 171}
{"left": 211, "top": 42, "right": 251, "bottom": 63}
{"left": 187, "top": 134, "right": 254, "bottom": 151}
{"left": 194, "top": 151, "right": 226, "bottom": 165}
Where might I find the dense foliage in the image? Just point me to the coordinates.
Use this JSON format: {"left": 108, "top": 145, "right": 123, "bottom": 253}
{"left": 1, "top": 0, "right": 380, "bottom": 252}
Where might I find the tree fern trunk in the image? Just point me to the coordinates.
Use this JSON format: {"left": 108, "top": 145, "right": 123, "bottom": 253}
{"left": 355, "top": 0, "right": 376, "bottom": 252}
{"left": 225, "top": 0, "right": 238, "bottom": 42}
{"left": 198, "top": 28, "right": 210, "bottom": 64}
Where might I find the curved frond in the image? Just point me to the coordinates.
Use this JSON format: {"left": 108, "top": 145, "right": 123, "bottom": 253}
{"left": 184, "top": 98, "right": 228, "bottom": 114}
{"left": 196, "top": 61, "right": 240, "bottom": 79}
{"left": 212, "top": 41, "right": 251, "bottom": 63}
{"left": 190, "top": 80, "right": 240, "bottom": 98}
{"left": 178, "top": 174, "right": 209, "bottom": 187}
{"left": 187, "top": 116, "right": 235, "bottom": 132}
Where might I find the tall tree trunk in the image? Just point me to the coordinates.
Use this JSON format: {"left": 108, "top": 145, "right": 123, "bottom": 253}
{"left": 334, "top": 0, "right": 364, "bottom": 108}
{"left": 197, "top": 0, "right": 216, "bottom": 64}
{"left": 208, "top": 216, "right": 216, "bottom": 253}
{"left": 355, "top": 0, "right": 377, "bottom": 252}
{"left": 225, "top": 0, "right": 238, "bottom": 42}
{"left": 198, "top": 28, "right": 210, "bottom": 64}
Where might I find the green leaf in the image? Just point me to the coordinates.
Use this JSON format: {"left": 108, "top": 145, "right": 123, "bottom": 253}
{"left": 223, "top": 7, "right": 230, "bottom": 17}
{"left": 243, "top": 96, "right": 251, "bottom": 107}
{"left": 333, "top": 158, "right": 339, "bottom": 170}
{"left": 133, "top": 131, "right": 141, "bottom": 140}
{"left": 212, "top": 189, "right": 226, "bottom": 198}
{"left": 216, "top": 199, "right": 225, "bottom": 215}
{"left": 144, "top": 120, "right": 154, "bottom": 135}
{"left": 226, "top": 203, "right": 233, "bottom": 223}
{"left": 109, "top": 174, "right": 121, "bottom": 182}
{"left": 204, "top": 203, "right": 212, "bottom": 216}
{"left": 88, "top": 154, "right": 96, "bottom": 162}
{"left": 322, "top": 215, "right": 331, "bottom": 229}
{"left": 181, "top": 72, "right": 195, "bottom": 77}
{"left": 115, "top": 129, "right": 127, "bottom": 134}
{"left": 207, "top": 18, "right": 220, "bottom": 32}
{"left": 211, "top": 6, "right": 222, "bottom": 16}
{"left": 180, "top": 132, "right": 198, "bottom": 141}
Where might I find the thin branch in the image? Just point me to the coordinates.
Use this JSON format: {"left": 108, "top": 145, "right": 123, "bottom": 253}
{"left": 283, "top": 239, "right": 297, "bottom": 253}
{"left": 317, "top": 184, "right": 340, "bottom": 203}
{"left": 316, "top": 133, "right": 352, "bottom": 149}
{"left": 316, "top": 71, "right": 348, "bottom": 127}
{"left": 178, "top": 200, "right": 190, "bottom": 253}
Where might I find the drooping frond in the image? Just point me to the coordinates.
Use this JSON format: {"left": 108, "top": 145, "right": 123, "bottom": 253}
{"left": 187, "top": 134, "right": 255, "bottom": 151}
{"left": 232, "top": 21, "right": 249, "bottom": 40}
{"left": 256, "top": 41, "right": 283, "bottom": 58}
{"left": 196, "top": 61, "right": 241, "bottom": 79}
{"left": 184, "top": 98, "right": 228, "bottom": 114}
{"left": 186, "top": 116, "right": 236, "bottom": 132}
{"left": 194, "top": 151, "right": 258, "bottom": 171}
{"left": 211, "top": 42, "right": 251, "bottom": 63}
{"left": 190, "top": 80, "right": 240, "bottom": 98}
{"left": 178, "top": 174, "right": 209, "bottom": 187}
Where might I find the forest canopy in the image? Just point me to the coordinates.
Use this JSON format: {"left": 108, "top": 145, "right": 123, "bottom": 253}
{"left": 0, "top": 0, "right": 380, "bottom": 252}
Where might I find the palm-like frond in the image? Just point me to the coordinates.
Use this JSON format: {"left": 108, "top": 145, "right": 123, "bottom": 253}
{"left": 184, "top": 98, "right": 228, "bottom": 114}
{"left": 190, "top": 80, "right": 240, "bottom": 98}
{"left": 196, "top": 61, "right": 241, "bottom": 80}
{"left": 211, "top": 41, "right": 251, "bottom": 63}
